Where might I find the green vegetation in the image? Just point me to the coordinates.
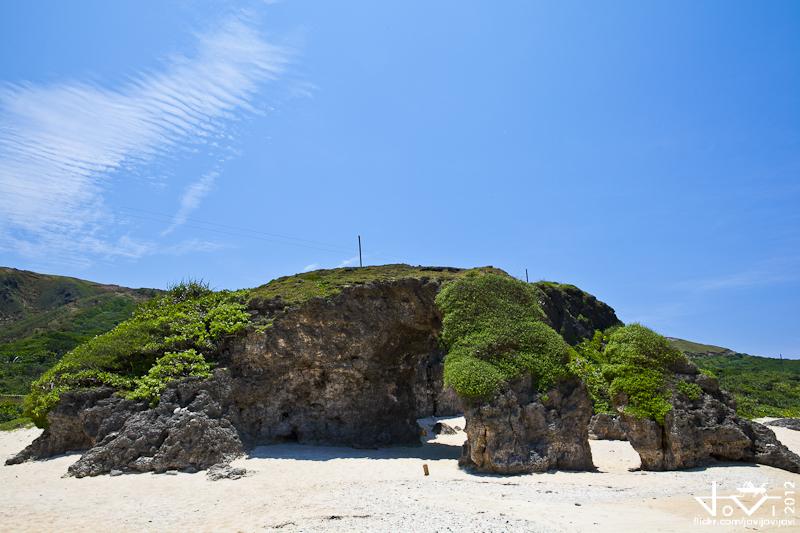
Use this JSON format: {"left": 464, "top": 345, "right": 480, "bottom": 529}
{"left": 126, "top": 349, "right": 212, "bottom": 405}
{"left": 25, "top": 281, "right": 248, "bottom": 426}
{"left": 0, "top": 396, "right": 31, "bottom": 430}
{"left": 677, "top": 380, "right": 702, "bottom": 401}
{"left": 248, "top": 264, "right": 505, "bottom": 307}
{"left": 691, "top": 352, "right": 800, "bottom": 418}
{"left": 436, "top": 272, "right": 574, "bottom": 401}
{"left": 668, "top": 337, "right": 800, "bottom": 418}
{"left": 667, "top": 337, "right": 730, "bottom": 356}
{"left": 1, "top": 267, "right": 156, "bottom": 397}
{"left": 572, "top": 324, "right": 690, "bottom": 424}
{"left": 568, "top": 329, "right": 615, "bottom": 414}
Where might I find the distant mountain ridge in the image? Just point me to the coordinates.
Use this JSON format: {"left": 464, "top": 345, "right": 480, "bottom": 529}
{"left": 0, "top": 267, "right": 158, "bottom": 397}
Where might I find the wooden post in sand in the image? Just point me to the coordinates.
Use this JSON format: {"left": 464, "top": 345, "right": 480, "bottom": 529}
{"left": 422, "top": 464, "right": 429, "bottom": 476}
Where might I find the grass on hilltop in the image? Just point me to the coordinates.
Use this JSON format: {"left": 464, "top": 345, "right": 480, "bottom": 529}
{"left": 247, "top": 264, "right": 505, "bottom": 307}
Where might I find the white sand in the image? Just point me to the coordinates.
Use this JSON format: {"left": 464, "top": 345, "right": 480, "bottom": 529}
{"left": 2, "top": 417, "right": 798, "bottom": 532}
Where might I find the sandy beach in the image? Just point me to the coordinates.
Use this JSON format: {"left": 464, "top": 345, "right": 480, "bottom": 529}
{"left": 2, "top": 417, "right": 798, "bottom": 533}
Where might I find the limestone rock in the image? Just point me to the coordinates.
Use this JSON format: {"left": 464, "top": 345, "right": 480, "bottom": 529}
{"left": 534, "top": 283, "right": 621, "bottom": 345}
{"left": 588, "top": 413, "right": 627, "bottom": 441}
{"left": 618, "top": 369, "right": 800, "bottom": 473}
{"left": 6, "top": 388, "right": 145, "bottom": 465}
{"left": 765, "top": 418, "right": 800, "bottom": 431}
{"left": 223, "top": 278, "right": 454, "bottom": 448}
{"left": 459, "top": 377, "right": 594, "bottom": 474}
{"left": 432, "top": 422, "right": 458, "bottom": 435}
{"left": 67, "top": 376, "right": 244, "bottom": 477}
{"left": 207, "top": 463, "right": 248, "bottom": 481}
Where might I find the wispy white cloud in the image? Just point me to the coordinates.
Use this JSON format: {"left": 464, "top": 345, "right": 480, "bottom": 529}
{"left": 163, "top": 238, "right": 228, "bottom": 256}
{"left": 302, "top": 263, "right": 320, "bottom": 272}
{"left": 162, "top": 170, "right": 218, "bottom": 235}
{"left": 0, "top": 15, "right": 288, "bottom": 263}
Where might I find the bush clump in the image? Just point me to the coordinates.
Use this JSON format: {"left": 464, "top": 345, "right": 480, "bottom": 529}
{"left": 126, "top": 349, "right": 212, "bottom": 406}
{"left": 571, "top": 324, "right": 691, "bottom": 425}
{"left": 676, "top": 380, "right": 703, "bottom": 401}
{"left": 436, "top": 273, "right": 574, "bottom": 401}
{"left": 25, "top": 281, "right": 249, "bottom": 427}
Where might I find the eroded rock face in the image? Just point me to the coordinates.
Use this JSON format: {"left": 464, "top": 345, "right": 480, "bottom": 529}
{"left": 223, "top": 278, "right": 457, "bottom": 448}
{"left": 535, "top": 283, "right": 622, "bottom": 345}
{"left": 459, "top": 377, "right": 594, "bottom": 474}
{"left": 588, "top": 413, "right": 626, "bottom": 441}
{"left": 618, "top": 370, "right": 800, "bottom": 473}
{"left": 67, "top": 373, "right": 244, "bottom": 477}
{"left": 6, "top": 388, "right": 145, "bottom": 465}
{"left": 8, "top": 278, "right": 461, "bottom": 474}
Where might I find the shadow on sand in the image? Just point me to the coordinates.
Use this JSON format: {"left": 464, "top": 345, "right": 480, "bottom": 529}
{"left": 247, "top": 440, "right": 463, "bottom": 462}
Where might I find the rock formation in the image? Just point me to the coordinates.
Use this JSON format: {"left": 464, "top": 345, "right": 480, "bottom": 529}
{"left": 7, "top": 267, "right": 799, "bottom": 478}
{"left": 617, "top": 367, "right": 800, "bottom": 473}
{"left": 6, "top": 388, "right": 145, "bottom": 464}
{"left": 765, "top": 418, "right": 800, "bottom": 431}
{"left": 534, "top": 282, "right": 622, "bottom": 345}
{"left": 9, "top": 277, "right": 463, "bottom": 475}
{"left": 588, "top": 413, "right": 626, "bottom": 441}
{"left": 459, "top": 377, "right": 594, "bottom": 474}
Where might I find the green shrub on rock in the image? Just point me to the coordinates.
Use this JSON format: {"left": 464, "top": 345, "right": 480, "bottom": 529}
{"left": 24, "top": 282, "right": 249, "bottom": 427}
{"left": 570, "top": 323, "right": 692, "bottom": 425}
{"left": 677, "top": 380, "right": 703, "bottom": 401}
{"left": 436, "top": 273, "right": 574, "bottom": 401}
{"left": 126, "top": 349, "right": 212, "bottom": 406}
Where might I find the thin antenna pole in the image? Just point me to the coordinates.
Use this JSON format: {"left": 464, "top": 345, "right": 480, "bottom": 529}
{"left": 358, "top": 235, "right": 363, "bottom": 267}
{"left": 525, "top": 268, "right": 529, "bottom": 283}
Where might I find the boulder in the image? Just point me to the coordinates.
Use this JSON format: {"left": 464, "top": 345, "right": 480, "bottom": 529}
{"left": 765, "top": 418, "right": 800, "bottom": 431}
{"left": 206, "top": 463, "right": 248, "bottom": 481}
{"left": 588, "top": 413, "right": 627, "bottom": 441}
{"left": 459, "top": 377, "right": 594, "bottom": 474}
{"left": 67, "top": 374, "right": 243, "bottom": 477}
{"left": 432, "top": 422, "right": 458, "bottom": 435}
{"left": 618, "top": 371, "right": 800, "bottom": 473}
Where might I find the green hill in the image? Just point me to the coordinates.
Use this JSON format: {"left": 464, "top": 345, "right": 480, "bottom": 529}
{"left": 669, "top": 337, "right": 800, "bottom": 419}
{"left": 0, "top": 267, "right": 157, "bottom": 428}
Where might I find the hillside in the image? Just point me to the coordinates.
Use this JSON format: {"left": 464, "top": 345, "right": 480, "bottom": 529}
{"left": 668, "top": 337, "right": 800, "bottom": 418}
{"left": 0, "top": 267, "right": 157, "bottom": 427}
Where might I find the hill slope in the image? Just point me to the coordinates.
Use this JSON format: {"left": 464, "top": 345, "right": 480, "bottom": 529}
{"left": 669, "top": 337, "right": 800, "bottom": 418}
{"left": 0, "top": 267, "right": 157, "bottom": 427}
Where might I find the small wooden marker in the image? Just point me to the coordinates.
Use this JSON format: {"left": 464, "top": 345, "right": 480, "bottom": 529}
{"left": 422, "top": 463, "right": 429, "bottom": 476}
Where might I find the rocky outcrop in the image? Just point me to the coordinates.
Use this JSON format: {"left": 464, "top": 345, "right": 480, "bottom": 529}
{"left": 223, "top": 278, "right": 457, "bottom": 448}
{"left": 765, "top": 418, "right": 800, "bottom": 431}
{"left": 459, "top": 377, "right": 594, "bottom": 474}
{"left": 588, "top": 413, "right": 627, "bottom": 440}
{"left": 534, "top": 282, "right": 622, "bottom": 345}
{"left": 9, "top": 278, "right": 461, "bottom": 474}
{"left": 67, "top": 372, "right": 243, "bottom": 477}
{"left": 6, "top": 388, "right": 145, "bottom": 465}
{"left": 617, "top": 369, "right": 800, "bottom": 473}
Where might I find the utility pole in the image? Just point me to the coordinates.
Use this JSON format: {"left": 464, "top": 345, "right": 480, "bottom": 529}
{"left": 525, "top": 269, "right": 529, "bottom": 283}
{"left": 358, "top": 235, "right": 363, "bottom": 267}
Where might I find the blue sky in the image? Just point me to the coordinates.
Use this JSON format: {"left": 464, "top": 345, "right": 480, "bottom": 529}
{"left": 1, "top": 1, "right": 798, "bottom": 357}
